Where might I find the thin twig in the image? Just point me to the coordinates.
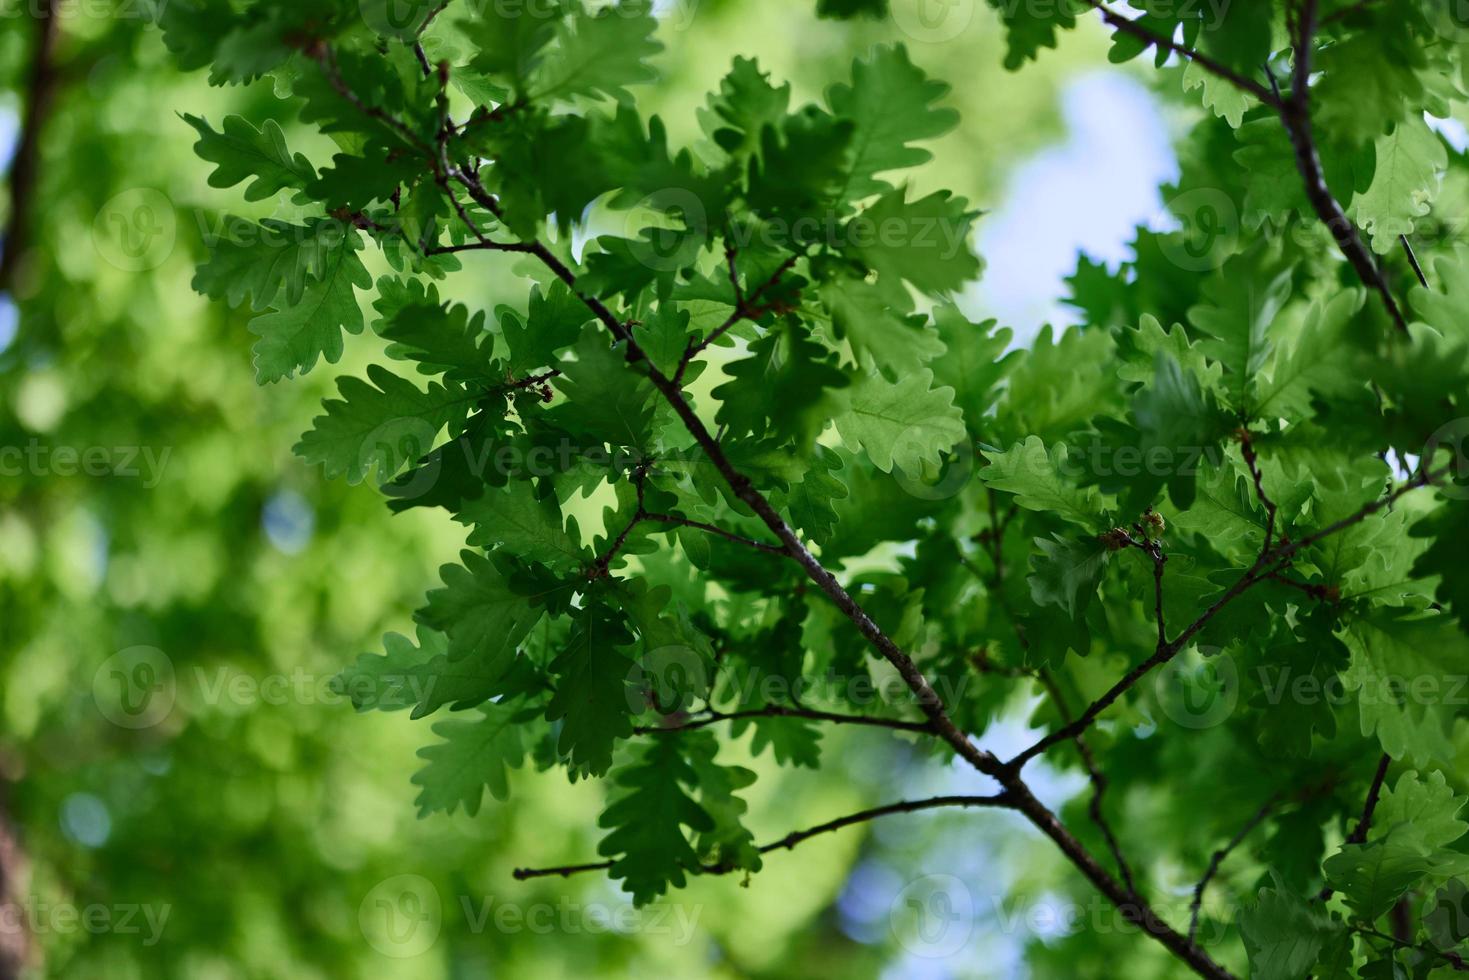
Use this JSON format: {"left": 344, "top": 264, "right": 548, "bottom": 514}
{"left": 1039, "top": 670, "right": 1140, "bottom": 899}
{"left": 1188, "top": 793, "right": 1280, "bottom": 941}
{"left": 1238, "top": 430, "right": 1279, "bottom": 560}
{"left": 1267, "top": 571, "right": 1337, "bottom": 603}
{"left": 1009, "top": 468, "right": 1439, "bottom": 770}
{"left": 1351, "top": 925, "right": 1469, "bottom": 972}
{"left": 1401, "top": 234, "right": 1429, "bottom": 289}
{"left": 1318, "top": 752, "right": 1393, "bottom": 902}
{"left": 634, "top": 704, "right": 933, "bottom": 735}
{"left": 1079, "top": 0, "right": 1281, "bottom": 108}
{"left": 1346, "top": 753, "right": 1393, "bottom": 846}
{"left": 641, "top": 512, "right": 787, "bottom": 555}
{"left": 310, "top": 43, "right": 431, "bottom": 155}
{"left": 512, "top": 793, "right": 1013, "bottom": 880}
{"left": 674, "top": 252, "right": 799, "bottom": 385}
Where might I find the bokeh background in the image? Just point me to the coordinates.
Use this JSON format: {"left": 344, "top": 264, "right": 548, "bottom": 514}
{"left": 0, "top": 0, "right": 1352, "bottom": 976}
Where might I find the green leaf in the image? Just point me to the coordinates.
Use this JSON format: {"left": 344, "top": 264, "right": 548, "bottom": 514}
{"left": 294, "top": 364, "right": 470, "bottom": 484}
{"left": 500, "top": 280, "right": 591, "bottom": 377}
{"left": 1323, "top": 835, "right": 1437, "bottom": 922}
{"left": 818, "top": 275, "right": 946, "bottom": 378}
{"left": 834, "top": 369, "right": 965, "bottom": 475}
{"left": 685, "top": 730, "right": 762, "bottom": 873}
{"left": 547, "top": 323, "right": 657, "bottom": 448}
{"left": 929, "top": 307, "right": 1015, "bottom": 424}
{"left": 461, "top": 0, "right": 561, "bottom": 93}
{"left": 846, "top": 185, "right": 981, "bottom": 299}
{"left": 417, "top": 551, "right": 554, "bottom": 670}
{"left": 373, "top": 277, "right": 497, "bottom": 383}
{"left": 1375, "top": 770, "right": 1469, "bottom": 852}
{"left": 825, "top": 43, "right": 958, "bottom": 198}
{"left": 412, "top": 700, "right": 531, "bottom": 817}
{"left": 194, "top": 217, "right": 350, "bottom": 313}
{"left": 713, "top": 320, "right": 850, "bottom": 444}
{"left": 817, "top": 0, "right": 886, "bottom": 17}
{"left": 980, "top": 436, "right": 1109, "bottom": 528}
{"left": 1114, "top": 314, "right": 1222, "bottom": 394}
{"left": 246, "top": 229, "right": 372, "bottom": 383}
{"left": 1239, "top": 880, "right": 1344, "bottom": 980}
{"left": 546, "top": 602, "right": 637, "bottom": 777}
{"left": 985, "top": 0, "right": 1077, "bottom": 70}
{"left": 1186, "top": 249, "right": 1294, "bottom": 417}
{"left": 331, "top": 627, "right": 444, "bottom": 713}
{"left": 1409, "top": 502, "right": 1469, "bottom": 635}
{"left": 632, "top": 305, "right": 692, "bottom": 380}
{"left": 1254, "top": 290, "right": 1363, "bottom": 421}
{"left": 747, "top": 106, "right": 854, "bottom": 222}
{"left": 183, "top": 113, "right": 313, "bottom": 202}
{"left": 1342, "top": 610, "right": 1466, "bottom": 765}
{"left": 457, "top": 481, "right": 588, "bottom": 573}
{"left": 1351, "top": 115, "right": 1447, "bottom": 254}
{"left": 597, "top": 735, "right": 713, "bottom": 904}
{"left": 1182, "top": 58, "right": 1250, "bottom": 128}
{"left": 529, "top": 0, "right": 661, "bottom": 105}
{"left": 1028, "top": 533, "right": 1109, "bottom": 623}
{"left": 1166, "top": 463, "right": 1267, "bottom": 551}
{"left": 700, "top": 56, "right": 791, "bottom": 165}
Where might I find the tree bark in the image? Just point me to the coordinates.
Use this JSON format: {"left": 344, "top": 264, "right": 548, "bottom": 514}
{"left": 0, "top": 0, "right": 62, "bottom": 295}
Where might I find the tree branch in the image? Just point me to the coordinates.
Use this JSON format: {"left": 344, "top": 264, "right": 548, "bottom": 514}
{"left": 1008, "top": 468, "right": 1438, "bottom": 770}
{"left": 309, "top": 42, "right": 432, "bottom": 156}
{"left": 634, "top": 703, "right": 933, "bottom": 735}
{"left": 673, "top": 251, "right": 799, "bottom": 386}
{"left": 512, "top": 793, "right": 1013, "bottom": 880}
{"left": 1346, "top": 753, "right": 1393, "bottom": 846}
{"left": 315, "top": 53, "right": 1235, "bottom": 980}
{"left": 0, "top": 779, "right": 28, "bottom": 980}
{"left": 1318, "top": 752, "right": 1392, "bottom": 902}
{"left": 1275, "top": 0, "right": 1407, "bottom": 331}
{"left": 1038, "top": 670, "right": 1140, "bottom": 899}
{"left": 0, "top": 0, "right": 62, "bottom": 295}
{"left": 1238, "top": 430, "right": 1278, "bottom": 559}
